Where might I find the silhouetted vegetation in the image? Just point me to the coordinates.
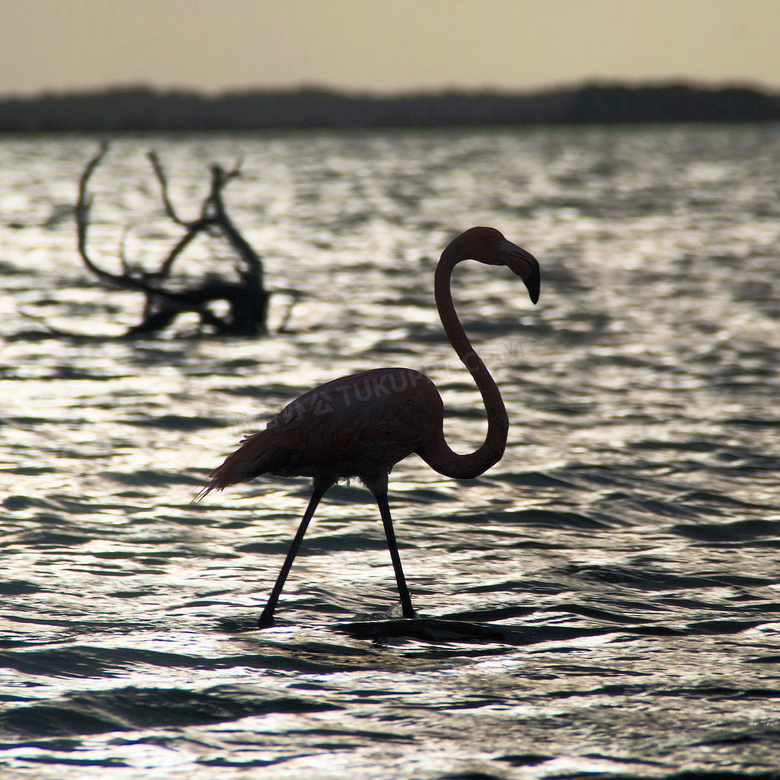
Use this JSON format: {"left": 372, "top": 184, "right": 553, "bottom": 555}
{"left": 1, "top": 83, "right": 778, "bottom": 132}
{"left": 72, "top": 143, "right": 271, "bottom": 338}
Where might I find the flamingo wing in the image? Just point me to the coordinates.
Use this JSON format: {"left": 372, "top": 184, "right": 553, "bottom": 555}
{"left": 207, "top": 367, "right": 441, "bottom": 489}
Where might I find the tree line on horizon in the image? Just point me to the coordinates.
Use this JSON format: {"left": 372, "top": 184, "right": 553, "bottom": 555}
{"left": 1, "top": 83, "right": 779, "bottom": 132}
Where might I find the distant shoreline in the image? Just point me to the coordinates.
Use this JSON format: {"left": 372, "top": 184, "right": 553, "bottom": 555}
{"left": 2, "top": 82, "right": 779, "bottom": 133}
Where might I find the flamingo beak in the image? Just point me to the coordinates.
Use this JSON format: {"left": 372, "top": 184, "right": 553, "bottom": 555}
{"left": 499, "top": 240, "right": 540, "bottom": 304}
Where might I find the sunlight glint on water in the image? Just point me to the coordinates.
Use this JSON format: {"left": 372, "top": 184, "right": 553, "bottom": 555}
{"left": 1, "top": 126, "right": 779, "bottom": 778}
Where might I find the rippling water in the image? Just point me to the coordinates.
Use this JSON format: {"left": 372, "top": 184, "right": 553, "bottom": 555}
{"left": 1, "top": 126, "right": 780, "bottom": 778}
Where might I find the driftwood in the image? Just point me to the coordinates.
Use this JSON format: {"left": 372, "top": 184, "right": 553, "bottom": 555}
{"left": 74, "top": 143, "right": 271, "bottom": 337}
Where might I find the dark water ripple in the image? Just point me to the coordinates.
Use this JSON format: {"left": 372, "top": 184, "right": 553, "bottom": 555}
{"left": 1, "top": 128, "right": 780, "bottom": 777}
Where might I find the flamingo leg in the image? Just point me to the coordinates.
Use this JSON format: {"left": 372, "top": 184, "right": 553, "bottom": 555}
{"left": 371, "top": 484, "right": 417, "bottom": 619}
{"left": 258, "top": 477, "right": 333, "bottom": 628}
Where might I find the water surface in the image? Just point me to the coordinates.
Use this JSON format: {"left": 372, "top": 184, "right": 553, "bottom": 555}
{"left": 1, "top": 127, "right": 780, "bottom": 778}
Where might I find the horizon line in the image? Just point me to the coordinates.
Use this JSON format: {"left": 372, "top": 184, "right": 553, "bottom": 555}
{"left": 3, "top": 77, "right": 780, "bottom": 102}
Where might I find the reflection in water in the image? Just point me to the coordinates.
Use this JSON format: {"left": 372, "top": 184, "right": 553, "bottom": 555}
{"left": 1, "top": 127, "right": 779, "bottom": 777}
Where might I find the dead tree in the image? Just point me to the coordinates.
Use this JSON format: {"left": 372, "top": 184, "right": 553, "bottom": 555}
{"left": 75, "top": 142, "right": 270, "bottom": 337}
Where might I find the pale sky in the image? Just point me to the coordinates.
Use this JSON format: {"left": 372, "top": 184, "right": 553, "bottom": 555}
{"left": 2, "top": 0, "right": 779, "bottom": 96}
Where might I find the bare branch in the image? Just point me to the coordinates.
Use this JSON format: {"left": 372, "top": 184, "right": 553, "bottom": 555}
{"left": 276, "top": 289, "right": 304, "bottom": 334}
{"left": 75, "top": 142, "right": 158, "bottom": 294}
{"left": 202, "top": 164, "right": 263, "bottom": 289}
{"left": 75, "top": 142, "right": 118, "bottom": 283}
{"left": 65, "top": 144, "right": 272, "bottom": 338}
{"left": 144, "top": 219, "right": 210, "bottom": 281}
{"left": 119, "top": 226, "right": 132, "bottom": 276}
{"left": 17, "top": 306, "right": 107, "bottom": 340}
{"left": 147, "top": 150, "right": 188, "bottom": 227}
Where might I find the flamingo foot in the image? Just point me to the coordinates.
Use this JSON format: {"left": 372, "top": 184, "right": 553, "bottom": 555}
{"left": 258, "top": 609, "right": 276, "bottom": 629}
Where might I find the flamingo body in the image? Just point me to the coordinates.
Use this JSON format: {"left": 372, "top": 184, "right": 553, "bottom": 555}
{"left": 209, "top": 367, "right": 441, "bottom": 486}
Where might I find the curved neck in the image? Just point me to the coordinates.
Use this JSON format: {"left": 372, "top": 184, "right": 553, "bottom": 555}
{"left": 420, "top": 243, "right": 509, "bottom": 479}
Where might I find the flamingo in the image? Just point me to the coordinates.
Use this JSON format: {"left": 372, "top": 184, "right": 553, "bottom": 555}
{"left": 202, "top": 226, "right": 540, "bottom": 627}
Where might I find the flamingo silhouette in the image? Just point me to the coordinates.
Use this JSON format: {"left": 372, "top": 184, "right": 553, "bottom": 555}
{"left": 202, "top": 227, "right": 540, "bottom": 627}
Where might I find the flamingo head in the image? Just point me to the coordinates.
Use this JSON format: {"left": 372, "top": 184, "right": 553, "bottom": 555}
{"left": 458, "top": 226, "right": 540, "bottom": 304}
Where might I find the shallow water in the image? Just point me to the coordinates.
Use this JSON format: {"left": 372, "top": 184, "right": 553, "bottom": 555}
{"left": 1, "top": 126, "right": 780, "bottom": 778}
